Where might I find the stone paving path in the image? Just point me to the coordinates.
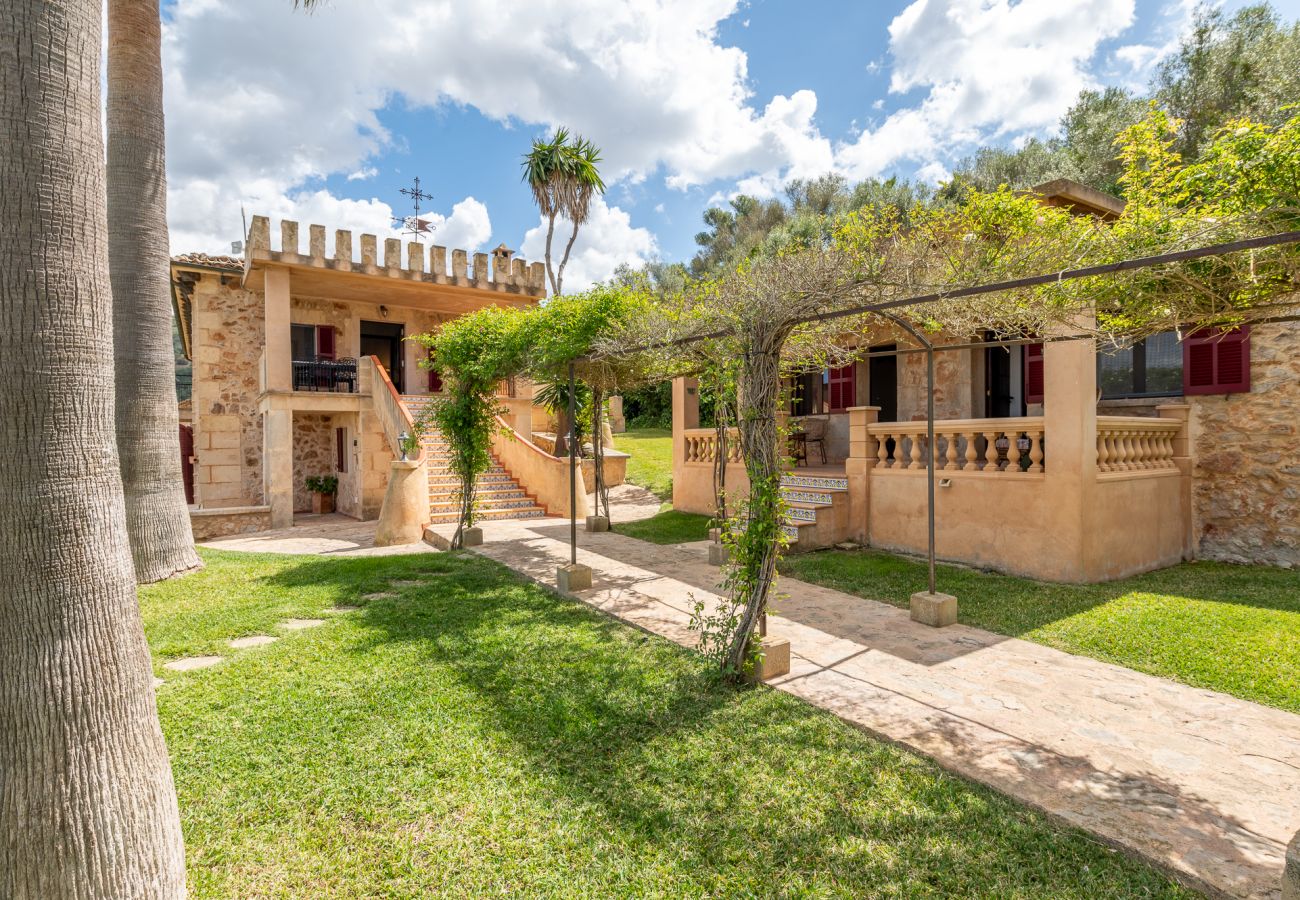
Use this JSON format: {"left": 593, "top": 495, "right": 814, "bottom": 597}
{"left": 434, "top": 515, "right": 1300, "bottom": 900}
{"left": 201, "top": 513, "right": 435, "bottom": 557}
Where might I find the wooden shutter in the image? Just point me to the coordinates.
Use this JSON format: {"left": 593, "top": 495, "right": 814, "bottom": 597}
{"left": 315, "top": 325, "right": 336, "bottom": 360}
{"left": 1184, "top": 326, "right": 1250, "bottom": 395}
{"left": 334, "top": 427, "right": 347, "bottom": 473}
{"left": 828, "top": 364, "right": 856, "bottom": 411}
{"left": 1024, "top": 343, "right": 1044, "bottom": 404}
{"left": 427, "top": 350, "right": 443, "bottom": 392}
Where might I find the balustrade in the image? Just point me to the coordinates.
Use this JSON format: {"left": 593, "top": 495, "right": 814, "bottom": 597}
{"left": 683, "top": 427, "right": 742, "bottom": 465}
{"left": 1096, "top": 417, "right": 1181, "bottom": 473}
{"left": 866, "top": 418, "right": 1046, "bottom": 475}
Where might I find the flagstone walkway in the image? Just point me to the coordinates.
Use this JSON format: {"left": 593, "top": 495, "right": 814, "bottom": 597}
{"left": 431, "top": 515, "right": 1300, "bottom": 900}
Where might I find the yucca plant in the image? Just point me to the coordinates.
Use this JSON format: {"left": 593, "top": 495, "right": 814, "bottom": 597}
{"left": 521, "top": 128, "right": 606, "bottom": 296}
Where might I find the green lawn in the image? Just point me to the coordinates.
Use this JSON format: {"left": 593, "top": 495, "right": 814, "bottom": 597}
{"left": 780, "top": 550, "right": 1300, "bottom": 714}
{"left": 615, "top": 508, "right": 712, "bottom": 544}
{"left": 614, "top": 426, "right": 673, "bottom": 499}
{"left": 143, "top": 549, "right": 1192, "bottom": 898}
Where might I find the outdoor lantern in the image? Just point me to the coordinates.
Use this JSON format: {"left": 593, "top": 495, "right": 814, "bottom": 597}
{"left": 398, "top": 431, "right": 409, "bottom": 461}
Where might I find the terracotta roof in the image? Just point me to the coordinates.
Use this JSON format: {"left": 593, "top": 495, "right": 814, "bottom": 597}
{"left": 171, "top": 252, "right": 244, "bottom": 271}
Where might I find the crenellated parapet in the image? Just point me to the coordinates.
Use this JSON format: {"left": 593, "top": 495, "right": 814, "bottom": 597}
{"left": 245, "top": 215, "right": 547, "bottom": 298}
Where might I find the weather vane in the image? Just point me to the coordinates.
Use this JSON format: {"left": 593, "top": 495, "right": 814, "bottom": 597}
{"left": 392, "top": 176, "right": 435, "bottom": 242}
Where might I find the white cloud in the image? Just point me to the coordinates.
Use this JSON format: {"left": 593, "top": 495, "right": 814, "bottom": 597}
{"left": 1112, "top": 0, "right": 1203, "bottom": 83}
{"left": 161, "top": 0, "right": 841, "bottom": 253}
{"left": 519, "top": 197, "right": 657, "bottom": 292}
{"left": 346, "top": 166, "right": 378, "bottom": 182}
{"left": 835, "top": 0, "right": 1136, "bottom": 179}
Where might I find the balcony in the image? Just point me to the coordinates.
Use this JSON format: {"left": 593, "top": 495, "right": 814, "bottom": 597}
{"left": 292, "top": 357, "right": 358, "bottom": 393}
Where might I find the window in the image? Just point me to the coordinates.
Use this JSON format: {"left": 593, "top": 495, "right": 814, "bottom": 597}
{"left": 828, "top": 364, "right": 856, "bottom": 411}
{"left": 291, "top": 324, "right": 316, "bottom": 361}
{"left": 1184, "top": 326, "right": 1250, "bottom": 395}
{"left": 335, "top": 427, "right": 348, "bottom": 473}
{"left": 290, "top": 323, "right": 337, "bottom": 361}
{"left": 1098, "top": 331, "right": 1185, "bottom": 399}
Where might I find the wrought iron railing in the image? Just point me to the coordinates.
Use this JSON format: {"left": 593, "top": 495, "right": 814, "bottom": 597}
{"left": 292, "top": 357, "right": 358, "bottom": 393}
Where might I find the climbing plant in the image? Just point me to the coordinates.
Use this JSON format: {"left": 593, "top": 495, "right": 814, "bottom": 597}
{"left": 604, "top": 109, "right": 1298, "bottom": 680}
{"left": 412, "top": 306, "right": 530, "bottom": 548}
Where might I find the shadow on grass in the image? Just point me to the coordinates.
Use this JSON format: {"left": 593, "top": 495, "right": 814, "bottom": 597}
{"left": 257, "top": 551, "right": 1202, "bottom": 897}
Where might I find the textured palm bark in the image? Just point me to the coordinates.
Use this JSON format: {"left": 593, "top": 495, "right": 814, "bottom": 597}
{"left": 0, "top": 2, "right": 187, "bottom": 896}
{"left": 107, "top": 0, "right": 202, "bottom": 583}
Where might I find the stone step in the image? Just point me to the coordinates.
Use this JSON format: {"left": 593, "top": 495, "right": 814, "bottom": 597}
{"left": 780, "top": 488, "right": 839, "bottom": 505}
{"left": 429, "top": 489, "right": 528, "bottom": 503}
{"left": 427, "top": 507, "right": 546, "bottom": 525}
{"left": 780, "top": 473, "right": 849, "bottom": 492}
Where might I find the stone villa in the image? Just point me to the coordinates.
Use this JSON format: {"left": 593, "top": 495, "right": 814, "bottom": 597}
{"left": 671, "top": 181, "right": 1299, "bottom": 580}
{"left": 171, "top": 216, "right": 592, "bottom": 542}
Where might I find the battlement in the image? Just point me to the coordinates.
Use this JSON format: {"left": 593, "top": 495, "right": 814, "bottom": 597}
{"left": 244, "top": 215, "right": 547, "bottom": 298}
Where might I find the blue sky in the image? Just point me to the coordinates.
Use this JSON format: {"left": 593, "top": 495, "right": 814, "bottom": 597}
{"left": 161, "top": 0, "right": 1298, "bottom": 286}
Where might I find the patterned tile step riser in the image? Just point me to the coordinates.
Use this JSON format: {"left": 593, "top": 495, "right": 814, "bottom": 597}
{"left": 731, "top": 521, "right": 803, "bottom": 542}
{"left": 781, "top": 489, "right": 835, "bottom": 505}
{"left": 428, "top": 510, "right": 546, "bottom": 524}
{"left": 785, "top": 506, "right": 818, "bottom": 523}
{"left": 430, "top": 497, "right": 534, "bottom": 509}
{"left": 781, "top": 474, "right": 849, "bottom": 491}
{"left": 429, "top": 489, "right": 527, "bottom": 500}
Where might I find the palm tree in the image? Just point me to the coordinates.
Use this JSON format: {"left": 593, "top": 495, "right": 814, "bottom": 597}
{"left": 1, "top": 1, "right": 186, "bottom": 893}
{"left": 521, "top": 128, "right": 606, "bottom": 296}
{"left": 107, "top": 0, "right": 203, "bottom": 583}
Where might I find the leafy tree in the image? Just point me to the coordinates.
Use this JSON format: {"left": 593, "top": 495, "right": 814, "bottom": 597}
{"left": 415, "top": 307, "right": 531, "bottom": 548}
{"left": 522, "top": 128, "right": 606, "bottom": 296}
{"left": 1156, "top": 4, "right": 1300, "bottom": 159}
{"left": 1, "top": 0, "right": 186, "bottom": 892}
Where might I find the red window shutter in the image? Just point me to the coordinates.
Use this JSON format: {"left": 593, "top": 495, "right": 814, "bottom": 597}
{"left": 315, "top": 325, "right": 336, "bottom": 360}
{"left": 427, "top": 350, "right": 442, "bottom": 392}
{"left": 1024, "top": 343, "right": 1044, "bottom": 404}
{"left": 1184, "top": 326, "right": 1250, "bottom": 395}
{"left": 828, "top": 364, "right": 855, "bottom": 411}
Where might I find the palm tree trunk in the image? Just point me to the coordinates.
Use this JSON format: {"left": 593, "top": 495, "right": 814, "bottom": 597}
{"left": 0, "top": 1, "right": 187, "bottom": 895}
{"left": 555, "top": 218, "right": 581, "bottom": 297}
{"left": 544, "top": 210, "right": 560, "bottom": 295}
{"left": 107, "top": 0, "right": 202, "bottom": 583}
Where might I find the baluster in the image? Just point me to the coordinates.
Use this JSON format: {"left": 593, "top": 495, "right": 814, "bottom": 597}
{"left": 962, "top": 431, "right": 978, "bottom": 471}
{"left": 1113, "top": 432, "right": 1127, "bottom": 471}
{"left": 907, "top": 434, "right": 922, "bottom": 470}
{"left": 943, "top": 431, "right": 959, "bottom": 470}
{"left": 1028, "top": 430, "right": 1044, "bottom": 472}
{"left": 1138, "top": 432, "right": 1152, "bottom": 469}
{"left": 1007, "top": 431, "right": 1022, "bottom": 471}
{"left": 982, "top": 431, "right": 999, "bottom": 473}
{"left": 1097, "top": 430, "right": 1110, "bottom": 473}
{"left": 876, "top": 432, "right": 890, "bottom": 468}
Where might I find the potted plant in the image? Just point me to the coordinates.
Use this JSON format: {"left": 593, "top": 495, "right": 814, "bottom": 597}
{"left": 305, "top": 475, "right": 338, "bottom": 514}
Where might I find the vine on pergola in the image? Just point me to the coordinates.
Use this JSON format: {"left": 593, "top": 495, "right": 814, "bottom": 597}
{"left": 595, "top": 109, "right": 1299, "bottom": 678}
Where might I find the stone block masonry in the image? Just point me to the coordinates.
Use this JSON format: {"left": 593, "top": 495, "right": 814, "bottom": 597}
{"left": 247, "top": 215, "right": 548, "bottom": 298}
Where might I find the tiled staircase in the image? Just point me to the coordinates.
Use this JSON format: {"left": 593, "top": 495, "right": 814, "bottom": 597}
{"left": 401, "top": 396, "right": 547, "bottom": 525}
{"left": 779, "top": 472, "right": 853, "bottom": 550}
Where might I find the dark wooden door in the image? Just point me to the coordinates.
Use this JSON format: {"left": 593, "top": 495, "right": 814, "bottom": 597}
{"left": 179, "top": 424, "right": 195, "bottom": 505}
{"left": 868, "top": 345, "right": 897, "bottom": 422}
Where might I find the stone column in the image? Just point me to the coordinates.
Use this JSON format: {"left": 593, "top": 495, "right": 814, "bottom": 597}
{"left": 846, "top": 406, "right": 879, "bottom": 544}
{"left": 263, "top": 267, "right": 292, "bottom": 392}
{"left": 1158, "top": 403, "right": 1194, "bottom": 560}
{"left": 263, "top": 408, "right": 294, "bottom": 529}
{"left": 374, "top": 459, "right": 427, "bottom": 546}
{"left": 671, "top": 377, "right": 699, "bottom": 511}
{"left": 1042, "top": 333, "right": 1098, "bottom": 581}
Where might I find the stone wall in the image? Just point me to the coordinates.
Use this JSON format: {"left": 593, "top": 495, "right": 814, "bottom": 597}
{"left": 292, "top": 413, "right": 336, "bottom": 512}
{"left": 897, "top": 343, "right": 976, "bottom": 421}
{"left": 191, "top": 275, "right": 264, "bottom": 506}
{"left": 1188, "top": 322, "right": 1300, "bottom": 567}
{"left": 190, "top": 506, "right": 272, "bottom": 541}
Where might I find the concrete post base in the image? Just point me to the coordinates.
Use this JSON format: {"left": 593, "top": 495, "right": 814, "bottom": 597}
{"left": 556, "top": 563, "right": 593, "bottom": 593}
{"left": 585, "top": 515, "right": 610, "bottom": 533}
{"left": 744, "top": 637, "right": 791, "bottom": 683}
{"left": 708, "top": 543, "right": 729, "bottom": 566}
{"left": 708, "top": 527, "right": 721, "bottom": 542}
{"left": 461, "top": 526, "right": 483, "bottom": 547}
{"left": 1284, "top": 830, "right": 1300, "bottom": 900}
{"left": 910, "top": 590, "right": 958, "bottom": 628}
